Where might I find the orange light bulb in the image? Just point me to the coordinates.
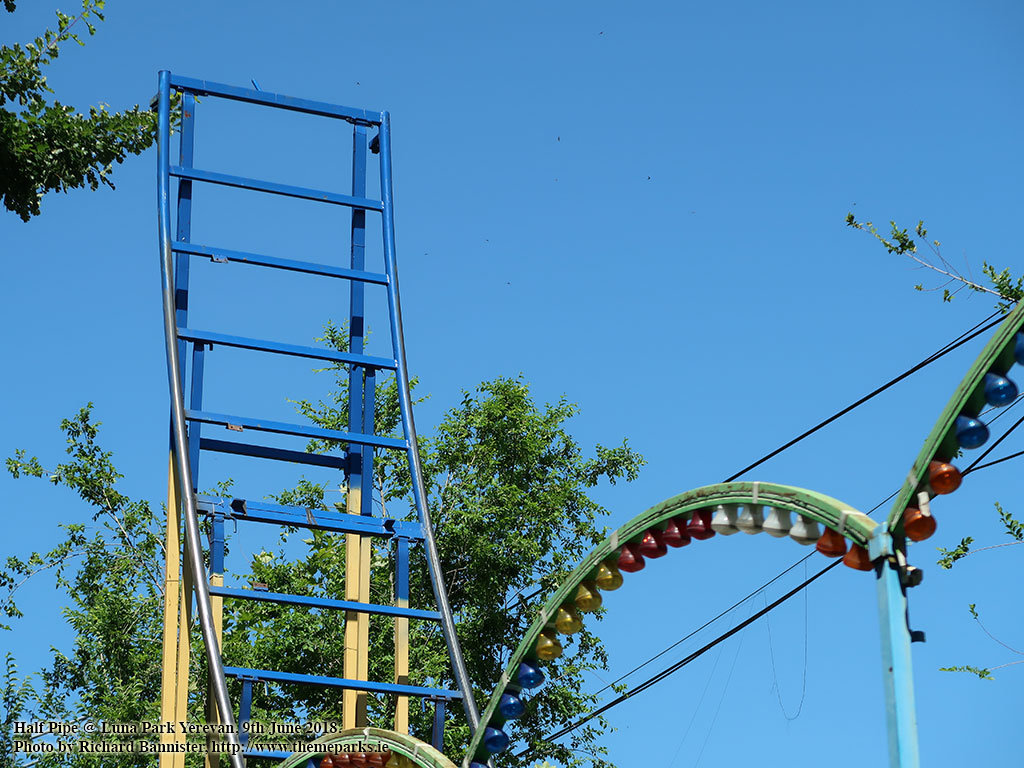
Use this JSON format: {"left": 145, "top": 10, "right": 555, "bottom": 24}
{"left": 842, "top": 543, "right": 873, "bottom": 571}
{"left": 928, "top": 460, "right": 962, "bottom": 495}
{"left": 903, "top": 507, "right": 937, "bottom": 542}
{"left": 815, "top": 528, "right": 848, "bottom": 558}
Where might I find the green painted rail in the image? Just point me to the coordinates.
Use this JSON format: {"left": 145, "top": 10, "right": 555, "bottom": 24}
{"left": 276, "top": 727, "right": 456, "bottom": 768}
{"left": 462, "top": 481, "right": 873, "bottom": 766}
{"left": 886, "top": 301, "right": 1024, "bottom": 535}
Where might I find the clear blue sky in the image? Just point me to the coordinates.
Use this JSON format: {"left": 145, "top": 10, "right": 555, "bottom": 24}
{"left": 2, "top": 1, "right": 1023, "bottom": 766}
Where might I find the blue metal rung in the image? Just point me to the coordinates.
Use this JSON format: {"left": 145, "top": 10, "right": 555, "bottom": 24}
{"left": 178, "top": 327, "right": 397, "bottom": 370}
{"left": 200, "top": 438, "right": 347, "bottom": 470}
{"left": 243, "top": 750, "right": 290, "bottom": 760}
{"left": 221, "top": 667, "right": 461, "bottom": 700}
{"left": 208, "top": 585, "right": 441, "bottom": 621}
{"left": 169, "top": 166, "right": 383, "bottom": 210}
{"left": 196, "top": 495, "right": 424, "bottom": 539}
{"left": 172, "top": 242, "right": 389, "bottom": 285}
{"left": 169, "top": 74, "right": 382, "bottom": 125}
{"left": 185, "top": 409, "right": 407, "bottom": 449}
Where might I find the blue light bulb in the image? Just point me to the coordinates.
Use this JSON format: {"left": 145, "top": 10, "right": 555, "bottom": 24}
{"left": 517, "top": 661, "right": 545, "bottom": 689}
{"left": 955, "top": 414, "right": 989, "bottom": 449}
{"left": 1016, "top": 333, "right": 1024, "bottom": 366}
{"left": 984, "top": 372, "right": 1018, "bottom": 406}
{"left": 469, "top": 763, "right": 489, "bottom": 768}
{"left": 499, "top": 691, "right": 526, "bottom": 719}
{"left": 484, "top": 726, "right": 510, "bottom": 754}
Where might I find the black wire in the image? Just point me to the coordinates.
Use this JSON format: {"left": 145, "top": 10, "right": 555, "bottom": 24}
{"left": 963, "top": 412, "right": 1024, "bottom": 474}
{"left": 513, "top": 310, "right": 1011, "bottom": 756}
{"left": 516, "top": 560, "right": 842, "bottom": 758}
{"left": 723, "top": 310, "right": 1004, "bottom": 482}
{"left": 523, "top": 439, "right": 1024, "bottom": 755}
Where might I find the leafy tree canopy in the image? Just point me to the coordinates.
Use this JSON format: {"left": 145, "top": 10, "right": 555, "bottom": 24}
{"left": 2, "top": 349, "right": 644, "bottom": 767}
{"left": 1, "top": 0, "right": 159, "bottom": 221}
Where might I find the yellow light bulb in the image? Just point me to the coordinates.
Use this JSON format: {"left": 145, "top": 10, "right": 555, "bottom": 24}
{"left": 554, "top": 604, "right": 584, "bottom": 634}
{"left": 594, "top": 561, "right": 623, "bottom": 591}
{"left": 574, "top": 580, "right": 603, "bottom": 612}
{"left": 535, "top": 630, "right": 562, "bottom": 660}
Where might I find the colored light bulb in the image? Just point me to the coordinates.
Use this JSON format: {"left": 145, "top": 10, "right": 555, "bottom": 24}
{"left": 816, "top": 528, "right": 848, "bottom": 557}
{"left": 385, "top": 755, "right": 405, "bottom": 768}
{"left": 594, "top": 561, "right": 623, "bottom": 591}
{"left": 555, "top": 604, "right": 583, "bottom": 634}
{"left": 685, "top": 509, "right": 716, "bottom": 540}
{"left": 984, "top": 372, "right": 1018, "bottom": 406}
{"left": 929, "top": 460, "right": 962, "bottom": 494}
{"left": 903, "top": 507, "right": 937, "bottom": 542}
{"left": 710, "top": 504, "right": 739, "bottom": 535}
{"left": 789, "top": 514, "right": 820, "bottom": 545}
{"left": 736, "top": 503, "right": 765, "bottom": 534}
{"left": 638, "top": 529, "right": 668, "bottom": 558}
{"left": 617, "top": 542, "right": 646, "bottom": 573}
{"left": 762, "top": 507, "right": 792, "bottom": 538}
{"left": 661, "top": 517, "right": 691, "bottom": 547}
{"left": 517, "top": 661, "right": 545, "bottom": 688}
{"left": 535, "top": 630, "right": 562, "bottom": 660}
{"left": 484, "top": 726, "right": 510, "bottom": 754}
{"left": 574, "top": 580, "right": 603, "bottom": 612}
{"left": 320, "top": 757, "right": 334, "bottom": 768}
{"left": 469, "top": 763, "right": 489, "bottom": 768}
{"left": 367, "top": 755, "right": 386, "bottom": 768}
{"left": 843, "top": 543, "right": 873, "bottom": 571}
{"left": 955, "top": 415, "right": 989, "bottom": 449}
{"left": 500, "top": 691, "right": 526, "bottom": 719}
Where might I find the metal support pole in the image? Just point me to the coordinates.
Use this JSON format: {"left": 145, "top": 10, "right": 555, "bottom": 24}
{"left": 869, "top": 528, "right": 921, "bottom": 768}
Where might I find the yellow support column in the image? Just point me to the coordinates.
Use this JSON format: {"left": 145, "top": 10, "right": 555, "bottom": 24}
{"left": 159, "top": 455, "right": 190, "bottom": 768}
{"left": 393, "top": 537, "right": 410, "bottom": 734}
{"left": 343, "top": 479, "right": 370, "bottom": 728}
{"left": 205, "top": 568, "right": 224, "bottom": 768}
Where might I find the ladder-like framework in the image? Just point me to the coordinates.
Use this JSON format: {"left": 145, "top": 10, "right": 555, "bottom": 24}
{"left": 155, "top": 71, "right": 479, "bottom": 766}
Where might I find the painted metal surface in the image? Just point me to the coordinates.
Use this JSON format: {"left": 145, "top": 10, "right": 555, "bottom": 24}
{"left": 462, "top": 481, "right": 875, "bottom": 765}
{"left": 276, "top": 728, "right": 458, "bottom": 768}
{"left": 870, "top": 529, "right": 921, "bottom": 768}
{"left": 157, "top": 70, "right": 478, "bottom": 760}
{"left": 157, "top": 69, "right": 246, "bottom": 768}
{"left": 886, "top": 300, "right": 1024, "bottom": 534}
{"left": 171, "top": 241, "right": 390, "bottom": 284}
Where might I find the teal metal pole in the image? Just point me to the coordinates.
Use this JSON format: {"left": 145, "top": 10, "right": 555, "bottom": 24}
{"left": 869, "top": 528, "right": 921, "bottom": 768}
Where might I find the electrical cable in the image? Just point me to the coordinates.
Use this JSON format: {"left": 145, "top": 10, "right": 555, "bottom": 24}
{"left": 513, "top": 310, "right": 1014, "bottom": 759}
{"left": 522, "top": 445, "right": 1024, "bottom": 756}
{"left": 723, "top": 310, "right": 1004, "bottom": 482}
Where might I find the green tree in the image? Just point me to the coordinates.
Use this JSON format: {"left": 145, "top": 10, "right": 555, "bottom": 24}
{"left": 1, "top": 0, "right": 159, "bottom": 221}
{"left": 2, "top": 354, "right": 643, "bottom": 767}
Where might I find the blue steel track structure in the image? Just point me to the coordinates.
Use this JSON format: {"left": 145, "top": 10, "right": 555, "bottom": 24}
{"left": 156, "top": 72, "right": 478, "bottom": 766}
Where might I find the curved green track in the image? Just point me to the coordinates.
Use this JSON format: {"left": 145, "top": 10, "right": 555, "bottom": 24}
{"left": 886, "top": 301, "right": 1024, "bottom": 536}
{"left": 461, "top": 481, "right": 874, "bottom": 766}
{"left": 277, "top": 728, "right": 456, "bottom": 768}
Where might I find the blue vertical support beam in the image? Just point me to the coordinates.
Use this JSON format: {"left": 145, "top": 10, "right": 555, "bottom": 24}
{"left": 377, "top": 112, "right": 479, "bottom": 730}
{"left": 238, "top": 678, "right": 254, "bottom": 749}
{"left": 431, "top": 699, "right": 446, "bottom": 752}
{"left": 174, "top": 92, "right": 196, "bottom": 390}
{"left": 869, "top": 528, "right": 921, "bottom": 768}
{"left": 188, "top": 343, "right": 207, "bottom": 489}
{"left": 209, "top": 512, "right": 225, "bottom": 577}
{"left": 343, "top": 123, "right": 372, "bottom": 728}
